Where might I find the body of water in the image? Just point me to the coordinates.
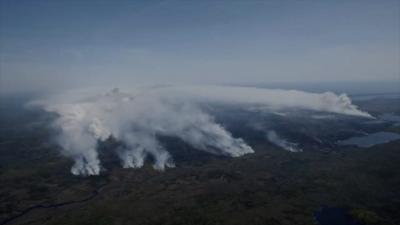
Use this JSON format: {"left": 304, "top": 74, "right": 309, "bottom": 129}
{"left": 337, "top": 132, "right": 400, "bottom": 148}
{"left": 314, "top": 206, "right": 362, "bottom": 225}
{"left": 380, "top": 113, "right": 400, "bottom": 123}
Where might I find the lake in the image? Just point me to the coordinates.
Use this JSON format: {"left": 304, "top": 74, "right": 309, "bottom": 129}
{"left": 337, "top": 132, "right": 400, "bottom": 148}
{"left": 314, "top": 206, "right": 363, "bottom": 225}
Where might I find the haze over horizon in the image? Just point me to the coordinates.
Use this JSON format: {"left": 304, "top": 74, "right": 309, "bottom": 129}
{"left": 1, "top": 0, "right": 399, "bottom": 94}
{"left": 1, "top": 2, "right": 400, "bottom": 225}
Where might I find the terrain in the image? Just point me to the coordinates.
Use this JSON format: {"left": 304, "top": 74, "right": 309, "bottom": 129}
{"left": 0, "top": 93, "right": 399, "bottom": 225}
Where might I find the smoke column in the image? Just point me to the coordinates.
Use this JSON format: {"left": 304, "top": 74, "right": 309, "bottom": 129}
{"left": 31, "top": 85, "right": 371, "bottom": 175}
{"left": 267, "top": 131, "right": 302, "bottom": 152}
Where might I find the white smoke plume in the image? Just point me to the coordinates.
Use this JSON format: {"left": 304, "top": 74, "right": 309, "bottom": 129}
{"left": 166, "top": 86, "right": 371, "bottom": 117}
{"left": 267, "top": 131, "right": 302, "bottom": 152}
{"left": 31, "top": 85, "right": 371, "bottom": 176}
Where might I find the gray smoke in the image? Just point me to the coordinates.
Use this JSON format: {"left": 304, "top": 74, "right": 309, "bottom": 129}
{"left": 267, "top": 131, "right": 302, "bottom": 152}
{"left": 31, "top": 85, "right": 371, "bottom": 176}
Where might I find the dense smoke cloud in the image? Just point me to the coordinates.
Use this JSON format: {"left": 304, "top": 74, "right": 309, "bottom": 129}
{"left": 31, "top": 85, "right": 371, "bottom": 176}
{"left": 163, "top": 86, "right": 372, "bottom": 117}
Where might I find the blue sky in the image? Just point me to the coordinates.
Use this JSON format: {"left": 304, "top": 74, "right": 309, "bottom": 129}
{"left": 0, "top": 0, "right": 399, "bottom": 93}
